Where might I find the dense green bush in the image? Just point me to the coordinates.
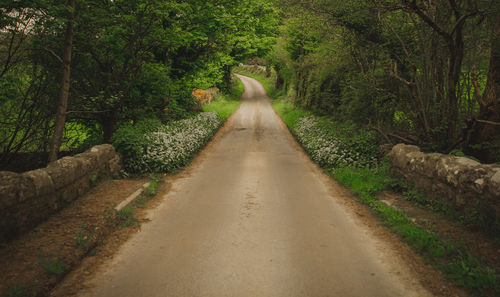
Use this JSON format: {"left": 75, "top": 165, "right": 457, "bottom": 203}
{"left": 273, "top": 99, "right": 379, "bottom": 168}
{"left": 112, "top": 113, "right": 221, "bottom": 173}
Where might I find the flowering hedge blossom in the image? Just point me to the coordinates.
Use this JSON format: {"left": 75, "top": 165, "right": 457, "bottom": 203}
{"left": 122, "top": 112, "right": 221, "bottom": 173}
{"left": 294, "top": 116, "right": 378, "bottom": 168}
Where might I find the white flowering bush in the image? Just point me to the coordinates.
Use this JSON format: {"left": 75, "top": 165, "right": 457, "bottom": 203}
{"left": 112, "top": 112, "right": 221, "bottom": 173}
{"left": 294, "top": 116, "right": 378, "bottom": 168}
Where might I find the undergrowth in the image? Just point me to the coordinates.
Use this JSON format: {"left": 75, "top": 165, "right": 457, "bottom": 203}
{"left": 113, "top": 75, "right": 244, "bottom": 174}
{"left": 330, "top": 165, "right": 498, "bottom": 295}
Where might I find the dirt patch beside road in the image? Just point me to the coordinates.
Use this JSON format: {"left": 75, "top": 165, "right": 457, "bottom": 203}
{"left": 0, "top": 178, "right": 146, "bottom": 297}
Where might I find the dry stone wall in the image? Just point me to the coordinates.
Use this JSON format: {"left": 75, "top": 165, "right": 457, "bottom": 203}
{"left": 0, "top": 144, "right": 121, "bottom": 243}
{"left": 389, "top": 144, "right": 500, "bottom": 230}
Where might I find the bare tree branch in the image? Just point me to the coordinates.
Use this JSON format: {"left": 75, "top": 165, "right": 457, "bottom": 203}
{"left": 42, "top": 47, "right": 63, "bottom": 63}
{"left": 389, "top": 60, "right": 413, "bottom": 86}
{"left": 476, "top": 119, "right": 500, "bottom": 126}
{"left": 402, "top": 0, "right": 451, "bottom": 41}
{"left": 470, "top": 65, "right": 487, "bottom": 107}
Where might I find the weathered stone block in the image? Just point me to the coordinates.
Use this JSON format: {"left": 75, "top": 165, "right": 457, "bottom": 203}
{"left": 422, "top": 153, "right": 441, "bottom": 178}
{"left": 389, "top": 143, "right": 420, "bottom": 169}
{"left": 22, "top": 169, "right": 54, "bottom": 197}
{"left": 0, "top": 144, "right": 122, "bottom": 243}
{"left": 490, "top": 170, "right": 500, "bottom": 196}
{"left": 17, "top": 174, "right": 36, "bottom": 203}
{"left": 389, "top": 144, "right": 500, "bottom": 233}
{"left": 74, "top": 153, "right": 98, "bottom": 173}
{"left": 45, "top": 156, "right": 83, "bottom": 189}
{"left": 0, "top": 171, "right": 21, "bottom": 208}
{"left": 74, "top": 151, "right": 99, "bottom": 170}
{"left": 90, "top": 144, "right": 115, "bottom": 164}
{"left": 108, "top": 155, "right": 122, "bottom": 174}
{"left": 435, "top": 156, "right": 458, "bottom": 184}
{"left": 60, "top": 186, "right": 79, "bottom": 205}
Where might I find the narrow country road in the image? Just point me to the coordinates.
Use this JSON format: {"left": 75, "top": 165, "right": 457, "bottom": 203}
{"left": 76, "top": 75, "right": 432, "bottom": 297}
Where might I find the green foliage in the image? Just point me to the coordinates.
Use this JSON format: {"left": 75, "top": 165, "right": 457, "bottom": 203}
{"left": 118, "top": 206, "right": 137, "bottom": 227}
{"left": 145, "top": 181, "right": 158, "bottom": 197}
{"left": 112, "top": 113, "right": 221, "bottom": 173}
{"left": 0, "top": 0, "right": 279, "bottom": 168}
{"left": 110, "top": 118, "right": 164, "bottom": 170}
{"left": 89, "top": 175, "right": 98, "bottom": 184}
{"left": 329, "top": 165, "right": 393, "bottom": 196}
{"left": 445, "top": 252, "right": 499, "bottom": 291}
{"left": 273, "top": 99, "right": 379, "bottom": 168}
{"left": 449, "top": 150, "right": 481, "bottom": 162}
{"left": 272, "top": 100, "right": 311, "bottom": 130}
{"left": 269, "top": 0, "right": 499, "bottom": 161}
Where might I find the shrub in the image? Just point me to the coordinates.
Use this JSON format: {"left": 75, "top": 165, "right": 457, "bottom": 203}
{"left": 112, "top": 113, "right": 221, "bottom": 173}
{"left": 294, "top": 116, "right": 379, "bottom": 168}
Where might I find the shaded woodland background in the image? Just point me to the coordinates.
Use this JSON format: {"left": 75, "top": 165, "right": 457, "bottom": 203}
{"left": 1, "top": 0, "right": 499, "bottom": 172}
{"left": 269, "top": 0, "right": 500, "bottom": 163}
{"left": 0, "top": 0, "right": 277, "bottom": 171}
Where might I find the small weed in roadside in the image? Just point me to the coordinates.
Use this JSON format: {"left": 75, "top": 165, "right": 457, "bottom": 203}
{"left": 75, "top": 229, "right": 93, "bottom": 251}
{"left": 403, "top": 189, "right": 445, "bottom": 213}
{"left": 39, "top": 258, "right": 65, "bottom": 277}
{"left": 119, "top": 206, "right": 133, "bottom": 220}
{"left": 118, "top": 206, "right": 137, "bottom": 227}
{"left": 134, "top": 196, "right": 149, "bottom": 208}
{"left": 136, "top": 173, "right": 164, "bottom": 207}
{"left": 89, "top": 175, "right": 98, "bottom": 183}
{"left": 144, "top": 180, "right": 158, "bottom": 197}
{"left": 445, "top": 252, "right": 499, "bottom": 292}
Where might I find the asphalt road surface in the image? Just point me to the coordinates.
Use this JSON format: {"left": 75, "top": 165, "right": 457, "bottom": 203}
{"left": 78, "top": 75, "right": 432, "bottom": 297}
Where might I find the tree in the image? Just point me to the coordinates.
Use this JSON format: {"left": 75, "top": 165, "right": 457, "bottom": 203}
{"left": 468, "top": 10, "right": 500, "bottom": 162}
{"left": 48, "top": 0, "right": 75, "bottom": 162}
{"left": 271, "top": 0, "right": 499, "bottom": 161}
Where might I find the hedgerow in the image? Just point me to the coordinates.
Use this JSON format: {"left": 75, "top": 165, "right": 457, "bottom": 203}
{"left": 295, "top": 116, "right": 379, "bottom": 168}
{"left": 112, "top": 112, "right": 221, "bottom": 173}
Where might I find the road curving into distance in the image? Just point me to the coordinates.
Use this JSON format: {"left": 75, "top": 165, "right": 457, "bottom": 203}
{"left": 74, "top": 74, "right": 433, "bottom": 297}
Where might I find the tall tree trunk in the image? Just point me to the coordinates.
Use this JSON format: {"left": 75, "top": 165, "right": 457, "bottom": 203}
{"left": 102, "top": 111, "right": 116, "bottom": 144}
{"left": 275, "top": 65, "right": 284, "bottom": 90}
{"left": 48, "top": 0, "right": 76, "bottom": 163}
{"left": 467, "top": 13, "right": 500, "bottom": 162}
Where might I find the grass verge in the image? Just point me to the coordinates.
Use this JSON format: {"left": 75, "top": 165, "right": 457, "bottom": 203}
{"left": 330, "top": 165, "right": 498, "bottom": 296}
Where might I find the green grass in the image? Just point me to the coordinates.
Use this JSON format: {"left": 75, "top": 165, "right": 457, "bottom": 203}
{"left": 144, "top": 180, "right": 158, "bottom": 197}
{"left": 328, "top": 164, "right": 498, "bottom": 296}
{"left": 134, "top": 174, "right": 164, "bottom": 209}
{"left": 202, "top": 76, "right": 244, "bottom": 121}
{"left": 272, "top": 99, "right": 311, "bottom": 130}
{"left": 118, "top": 205, "right": 137, "bottom": 227}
